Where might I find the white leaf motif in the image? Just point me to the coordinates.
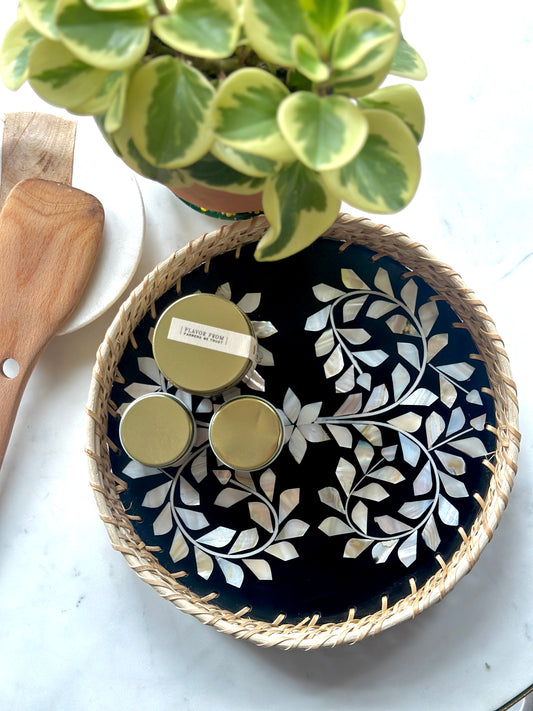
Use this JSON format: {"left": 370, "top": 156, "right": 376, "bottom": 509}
{"left": 197, "top": 526, "right": 236, "bottom": 548}
{"left": 336, "top": 366, "right": 355, "bottom": 393}
{"left": 438, "top": 362, "right": 475, "bottom": 382}
{"left": 249, "top": 502, "right": 274, "bottom": 532}
{"left": 237, "top": 292, "right": 261, "bottom": 313}
{"left": 315, "top": 329, "right": 335, "bottom": 357}
{"left": 341, "top": 269, "right": 369, "bottom": 290}
{"left": 398, "top": 531, "right": 418, "bottom": 567}
{"left": 297, "top": 401, "right": 322, "bottom": 425}
{"left": 344, "top": 538, "right": 371, "bottom": 559}
{"left": 324, "top": 344, "right": 344, "bottom": 378}
{"left": 244, "top": 559, "right": 272, "bottom": 580}
{"left": 299, "top": 423, "right": 329, "bottom": 443}
{"left": 289, "top": 427, "right": 307, "bottom": 463}
{"left": 327, "top": 424, "right": 353, "bottom": 448}
{"left": 179, "top": 478, "right": 199, "bottom": 506}
{"left": 369, "top": 466, "right": 404, "bottom": 484}
{"left": 449, "top": 437, "right": 488, "bottom": 458}
{"left": 214, "top": 488, "right": 251, "bottom": 508}
{"left": 438, "top": 495, "right": 459, "bottom": 526}
{"left": 277, "top": 519, "right": 309, "bottom": 540}
{"left": 194, "top": 548, "right": 213, "bottom": 579}
{"left": 336, "top": 458, "right": 356, "bottom": 495}
{"left": 353, "top": 483, "right": 389, "bottom": 502}
{"left": 142, "top": 482, "right": 171, "bottom": 508}
{"left": 137, "top": 356, "right": 164, "bottom": 385}
{"left": 305, "top": 306, "right": 330, "bottom": 331}
{"left": 387, "top": 412, "right": 422, "bottom": 432}
{"left": 367, "top": 300, "right": 396, "bottom": 319}
{"left": 176, "top": 508, "right": 210, "bottom": 531}
{"left": 374, "top": 516, "right": 412, "bottom": 535}
{"left": 319, "top": 486, "right": 344, "bottom": 512}
{"left": 283, "top": 388, "right": 301, "bottom": 423}
{"left": 217, "top": 558, "right": 244, "bottom": 588}
{"left": 319, "top": 516, "right": 353, "bottom": 536}
{"left": 279, "top": 489, "right": 300, "bottom": 522}
{"left": 170, "top": 528, "right": 189, "bottom": 563}
{"left": 153, "top": 503, "right": 173, "bottom": 536}
{"left": 398, "top": 499, "right": 432, "bottom": 519}
{"left": 337, "top": 328, "right": 371, "bottom": 345}
{"left": 229, "top": 528, "right": 259, "bottom": 554}
{"left": 312, "top": 283, "right": 345, "bottom": 301}
{"left": 266, "top": 542, "right": 298, "bottom": 561}
{"left": 252, "top": 320, "right": 277, "bottom": 338}
{"left": 342, "top": 295, "right": 368, "bottom": 322}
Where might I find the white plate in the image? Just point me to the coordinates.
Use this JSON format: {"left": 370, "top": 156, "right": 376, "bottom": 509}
{"left": 58, "top": 118, "right": 144, "bottom": 334}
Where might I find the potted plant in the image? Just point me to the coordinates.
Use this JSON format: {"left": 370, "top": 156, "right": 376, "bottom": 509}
{"left": 1, "top": 0, "right": 426, "bottom": 261}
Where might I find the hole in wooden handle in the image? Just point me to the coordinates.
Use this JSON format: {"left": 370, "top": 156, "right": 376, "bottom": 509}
{"left": 2, "top": 358, "right": 20, "bottom": 379}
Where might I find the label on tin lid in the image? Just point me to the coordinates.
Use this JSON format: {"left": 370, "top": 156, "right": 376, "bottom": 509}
{"left": 168, "top": 317, "right": 257, "bottom": 361}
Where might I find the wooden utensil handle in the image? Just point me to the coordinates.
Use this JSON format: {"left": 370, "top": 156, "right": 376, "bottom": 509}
{"left": 0, "top": 179, "right": 104, "bottom": 470}
{"left": 0, "top": 359, "right": 36, "bottom": 469}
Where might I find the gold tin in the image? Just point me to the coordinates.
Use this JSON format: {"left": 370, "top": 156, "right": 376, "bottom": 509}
{"left": 209, "top": 395, "right": 284, "bottom": 471}
{"left": 119, "top": 393, "right": 196, "bottom": 468}
{"left": 152, "top": 293, "right": 257, "bottom": 396}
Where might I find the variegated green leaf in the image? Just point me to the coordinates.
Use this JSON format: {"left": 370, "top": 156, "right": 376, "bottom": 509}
{"left": 330, "top": 62, "right": 390, "bottom": 99}
{"left": 358, "top": 83, "right": 424, "bottom": 141}
{"left": 278, "top": 92, "right": 367, "bottom": 171}
{"left": 347, "top": 0, "right": 399, "bottom": 22}
{"left": 212, "top": 140, "right": 278, "bottom": 178}
{"left": 291, "top": 34, "right": 329, "bottom": 83}
{"left": 243, "top": 0, "right": 310, "bottom": 66}
{"left": 153, "top": 0, "right": 239, "bottom": 59}
{"left": 126, "top": 56, "right": 215, "bottom": 168}
{"left": 28, "top": 38, "right": 111, "bottom": 109}
{"left": 0, "top": 18, "right": 43, "bottom": 90}
{"left": 56, "top": 0, "right": 151, "bottom": 71}
{"left": 391, "top": 35, "right": 427, "bottom": 80}
{"left": 256, "top": 162, "right": 340, "bottom": 261}
{"left": 20, "top": 0, "right": 59, "bottom": 39}
{"left": 392, "top": 0, "right": 405, "bottom": 13}
{"left": 97, "top": 113, "right": 193, "bottom": 189}
{"left": 330, "top": 9, "right": 399, "bottom": 75}
{"left": 70, "top": 69, "right": 124, "bottom": 115}
{"left": 213, "top": 67, "right": 292, "bottom": 161}
{"left": 103, "top": 70, "right": 130, "bottom": 132}
{"left": 299, "top": 0, "right": 348, "bottom": 45}
{"left": 324, "top": 109, "right": 420, "bottom": 214}
{"left": 184, "top": 152, "right": 265, "bottom": 194}
{"left": 86, "top": 0, "right": 149, "bottom": 9}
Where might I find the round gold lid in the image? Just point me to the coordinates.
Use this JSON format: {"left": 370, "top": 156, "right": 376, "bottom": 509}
{"left": 119, "top": 393, "right": 195, "bottom": 468}
{"left": 152, "top": 293, "right": 257, "bottom": 396}
{"left": 209, "top": 396, "right": 284, "bottom": 471}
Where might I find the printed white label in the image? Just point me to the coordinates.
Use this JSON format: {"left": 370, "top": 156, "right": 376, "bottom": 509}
{"left": 168, "top": 317, "right": 257, "bottom": 361}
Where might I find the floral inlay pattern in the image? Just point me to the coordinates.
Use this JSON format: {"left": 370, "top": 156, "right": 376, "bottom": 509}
{"left": 108, "top": 240, "right": 495, "bottom": 623}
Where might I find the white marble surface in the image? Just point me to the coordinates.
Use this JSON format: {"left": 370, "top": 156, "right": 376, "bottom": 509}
{"left": 0, "top": 1, "right": 532, "bottom": 709}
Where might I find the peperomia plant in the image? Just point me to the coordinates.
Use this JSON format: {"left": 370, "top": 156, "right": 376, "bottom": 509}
{"left": 1, "top": 0, "right": 426, "bottom": 260}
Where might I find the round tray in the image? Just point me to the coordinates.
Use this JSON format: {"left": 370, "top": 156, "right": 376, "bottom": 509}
{"left": 86, "top": 214, "right": 520, "bottom": 650}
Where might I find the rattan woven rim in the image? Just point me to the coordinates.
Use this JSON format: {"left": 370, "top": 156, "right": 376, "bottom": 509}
{"left": 86, "top": 213, "right": 520, "bottom": 650}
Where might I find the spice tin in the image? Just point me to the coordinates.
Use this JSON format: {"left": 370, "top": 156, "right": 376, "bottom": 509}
{"left": 119, "top": 392, "right": 196, "bottom": 468}
{"left": 209, "top": 395, "right": 284, "bottom": 471}
{"left": 152, "top": 293, "right": 257, "bottom": 396}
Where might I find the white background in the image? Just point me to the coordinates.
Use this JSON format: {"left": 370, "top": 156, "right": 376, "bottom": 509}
{"left": 0, "top": 1, "right": 532, "bottom": 709}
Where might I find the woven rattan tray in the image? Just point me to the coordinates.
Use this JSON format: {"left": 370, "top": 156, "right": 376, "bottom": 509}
{"left": 86, "top": 214, "right": 520, "bottom": 650}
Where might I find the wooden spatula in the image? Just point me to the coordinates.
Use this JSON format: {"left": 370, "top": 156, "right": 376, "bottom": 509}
{"left": 0, "top": 178, "right": 104, "bottom": 468}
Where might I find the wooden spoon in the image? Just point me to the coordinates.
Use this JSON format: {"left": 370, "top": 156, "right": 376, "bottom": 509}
{"left": 0, "top": 178, "right": 104, "bottom": 468}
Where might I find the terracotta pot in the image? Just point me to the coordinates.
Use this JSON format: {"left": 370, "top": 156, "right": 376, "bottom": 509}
{"left": 170, "top": 183, "right": 263, "bottom": 219}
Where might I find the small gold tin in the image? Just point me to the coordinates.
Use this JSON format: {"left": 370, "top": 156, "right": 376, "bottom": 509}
{"left": 152, "top": 293, "right": 257, "bottom": 396}
{"left": 209, "top": 395, "right": 284, "bottom": 471}
{"left": 119, "top": 393, "right": 196, "bottom": 468}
